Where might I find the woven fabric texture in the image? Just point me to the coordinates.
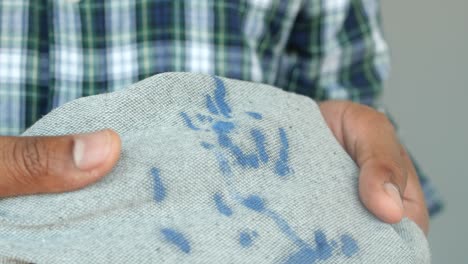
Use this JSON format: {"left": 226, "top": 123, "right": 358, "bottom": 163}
{"left": 0, "top": 73, "right": 429, "bottom": 263}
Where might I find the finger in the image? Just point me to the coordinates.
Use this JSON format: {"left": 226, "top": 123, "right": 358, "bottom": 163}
{"left": 400, "top": 148, "right": 429, "bottom": 235}
{"left": 320, "top": 101, "right": 407, "bottom": 223}
{"left": 0, "top": 129, "right": 121, "bottom": 197}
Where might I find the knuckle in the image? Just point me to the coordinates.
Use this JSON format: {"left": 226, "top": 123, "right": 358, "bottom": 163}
{"left": 374, "top": 112, "right": 395, "bottom": 132}
{"left": 13, "top": 138, "right": 49, "bottom": 185}
{"left": 378, "top": 158, "right": 406, "bottom": 184}
{"left": 346, "top": 104, "right": 396, "bottom": 133}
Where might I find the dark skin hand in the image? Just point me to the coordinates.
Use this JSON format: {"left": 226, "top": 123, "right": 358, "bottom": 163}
{"left": 320, "top": 101, "right": 429, "bottom": 235}
{"left": 0, "top": 101, "right": 428, "bottom": 234}
{"left": 0, "top": 130, "right": 121, "bottom": 197}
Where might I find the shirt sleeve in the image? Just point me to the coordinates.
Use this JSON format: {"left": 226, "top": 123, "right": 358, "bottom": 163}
{"left": 275, "top": 0, "right": 443, "bottom": 217}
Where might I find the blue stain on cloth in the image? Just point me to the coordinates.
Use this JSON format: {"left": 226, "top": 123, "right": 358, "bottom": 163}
{"left": 275, "top": 128, "right": 292, "bottom": 176}
{"left": 242, "top": 195, "right": 266, "bottom": 212}
{"left": 180, "top": 112, "right": 200, "bottom": 131}
{"left": 340, "top": 234, "right": 359, "bottom": 257}
{"left": 179, "top": 76, "right": 361, "bottom": 263}
{"left": 211, "top": 120, "right": 261, "bottom": 169}
{"left": 239, "top": 231, "right": 258, "bottom": 248}
{"left": 196, "top": 113, "right": 213, "bottom": 123}
{"left": 212, "top": 121, "right": 235, "bottom": 134}
{"left": 201, "top": 141, "right": 215, "bottom": 149}
{"left": 214, "top": 193, "right": 233, "bottom": 216}
{"left": 231, "top": 146, "right": 260, "bottom": 169}
{"left": 245, "top": 111, "right": 262, "bottom": 120}
{"left": 251, "top": 129, "right": 269, "bottom": 163}
{"left": 161, "top": 228, "right": 191, "bottom": 254}
{"left": 213, "top": 76, "right": 232, "bottom": 118}
{"left": 314, "top": 231, "right": 333, "bottom": 260}
{"left": 283, "top": 231, "right": 336, "bottom": 264}
{"left": 151, "top": 167, "right": 166, "bottom": 203}
{"left": 206, "top": 95, "right": 220, "bottom": 115}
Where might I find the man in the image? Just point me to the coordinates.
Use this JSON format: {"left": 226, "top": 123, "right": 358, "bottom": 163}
{"left": 0, "top": 0, "right": 439, "bottom": 234}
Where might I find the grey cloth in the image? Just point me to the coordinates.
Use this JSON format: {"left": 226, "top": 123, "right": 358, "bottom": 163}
{"left": 0, "top": 73, "right": 429, "bottom": 263}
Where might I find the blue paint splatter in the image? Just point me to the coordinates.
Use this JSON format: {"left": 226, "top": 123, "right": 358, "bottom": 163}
{"left": 216, "top": 151, "right": 305, "bottom": 249}
{"left": 213, "top": 76, "right": 232, "bottom": 118}
{"left": 314, "top": 231, "right": 333, "bottom": 260}
{"left": 196, "top": 114, "right": 205, "bottom": 122}
{"left": 340, "top": 234, "right": 359, "bottom": 257}
{"left": 180, "top": 112, "right": 200, "bottom": 131}
{"left": 201, "top": 141, "right": 215, "bottom": 149}
{"left": 239, "top": 231, "right": 258, "bottom": 248}
{"left": 211, "top": 121, "right": 260, "bottom": 168}
{"left": 215, "top": 152, "right": 232, "bottom": 176}
{"left": 251, "top": 129, "right": 269, "bottom": 163}
{"left": 283, "top": 246, "right": 318, "bottom": 264}
{"left": 182, "top": 77, "right": 358, "bottom": 263}
{"left": 231, "top": 146, "right": 260, "bottom": 168}
{"left": 150, "top": 167, "right": 166, "bottom": 203}
{"left": 246, "top": 111, "right": 262, "bottom": 120}
{"left": 212, "top": 120, "right": 236, "bottom": 149}
{"left": 160, "top": 228, "right": 191, "bottom": 254}
{"left": 264, "top": 210, "right": 309, "bottom": 248}
{"left": 197, "top": 114, "right": 214, "bottom": 123}
{"left": 218, "top": 133, "right": 234, "bottom": 148}
{"left": 282, "top": 231, "right": 334, "bottom": 264}
{"left": 214, "top": 152, "right": 238, "bottom": 190}
{"left": 275, "top": 128, "right": 291, "bottom": 176}
{"left": 206, "top": 95, "right": 219, "bottom": 115}
{"left": 242, "top": 195, "right": 265, "bottom": 212}
{"left": 214, "top": 193, "right": 233, "bottom": 216}
{"left": 212, "top": 120, "right": 235, "bottom": 134}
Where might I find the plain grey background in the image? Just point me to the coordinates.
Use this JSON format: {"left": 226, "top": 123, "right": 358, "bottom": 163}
{"left": 382, "top": 1, "right": 468, "bottom": 262}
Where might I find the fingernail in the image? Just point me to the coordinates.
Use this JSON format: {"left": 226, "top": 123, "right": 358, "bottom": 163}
{"left": 73, "top": 130, "right": 112, "bottom": 171}
{"left": 384, "top": 182, "right": 403, "bottom": 210}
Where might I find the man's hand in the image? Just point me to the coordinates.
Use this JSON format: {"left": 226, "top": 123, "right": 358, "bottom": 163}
{"left": 320, "top": 101, "right": 429, "bottom": 235}
{"left": 0, "top": 129, "right": 121, "bottom": 197}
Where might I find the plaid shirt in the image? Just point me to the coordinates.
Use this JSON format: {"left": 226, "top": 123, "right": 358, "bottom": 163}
{"left": 0, "top": 0, "right": 441, "bottom": 216}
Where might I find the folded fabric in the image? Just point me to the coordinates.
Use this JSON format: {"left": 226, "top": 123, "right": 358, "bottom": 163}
{"left": 0, "top": 73, "right": 429, "bottom": 263}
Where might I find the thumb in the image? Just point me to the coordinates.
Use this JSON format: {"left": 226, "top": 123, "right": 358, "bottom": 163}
{"left": 320, "top": 101, "right": 406, "bottom": 224}
{"left": 0, "top": 129, "right": 121, "bottom": 197}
